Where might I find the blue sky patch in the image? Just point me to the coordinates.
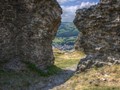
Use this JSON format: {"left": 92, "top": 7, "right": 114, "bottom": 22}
{"left": 57, "top": 0, "right": 99, "bottom": 22}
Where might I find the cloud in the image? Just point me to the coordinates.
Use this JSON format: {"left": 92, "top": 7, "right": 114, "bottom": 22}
{"left": 61, "top": 2, "right": 97, "bottom": 22}
{"left": 57, "top": 0, "right": 67, "bottom": 4}
{"left": 80, "top": 2, "right": 96, "bottom": 8}
{"left": 57, "top": 0, "right": 76, "bottom": 4}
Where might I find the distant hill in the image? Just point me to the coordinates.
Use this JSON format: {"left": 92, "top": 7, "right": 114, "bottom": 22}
{"left": 53, "top": 22, "right": 79, "bottom": 50}
{"left": 56, "top": 22, "right": 79, "bottom": 37}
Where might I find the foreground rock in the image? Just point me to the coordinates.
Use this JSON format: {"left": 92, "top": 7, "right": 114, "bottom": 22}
{"left": 74, "top": 0, "right": 120, "bottom": 72}
{"left": 0, "top": 0, "right": 62, "bottom": 71}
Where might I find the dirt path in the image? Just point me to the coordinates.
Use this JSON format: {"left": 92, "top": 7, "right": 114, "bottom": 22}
{"left": 51, "top": 65, "right": 77, "bottom": 90}
{"left": 28, "top": 65, "right": 77, "bottom": 90}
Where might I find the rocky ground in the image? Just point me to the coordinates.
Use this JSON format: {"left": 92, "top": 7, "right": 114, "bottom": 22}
{"left": 0, "top": 49, "right": 84, "bottom": 90}
{"left": 0, "top": 49, "right": 120, "bottom": 90}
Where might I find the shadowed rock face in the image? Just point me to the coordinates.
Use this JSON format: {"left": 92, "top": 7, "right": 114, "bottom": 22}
{"left": 74, "top": 0, "right": 120, "bottom": 72}
{"left": 0, "top": 0, "right": 62, "bottom": 71}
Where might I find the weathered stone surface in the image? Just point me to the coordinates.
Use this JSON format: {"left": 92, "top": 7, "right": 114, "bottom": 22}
{"left": 0, "top": 0, "right": 62, "bottom": 71}
{"left": 74, "top": 0, "right": 120, "bottom": 72}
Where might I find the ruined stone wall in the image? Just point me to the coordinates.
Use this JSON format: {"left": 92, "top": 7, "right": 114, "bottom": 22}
{"left": 0, "top": 0, "right": 62, "bottom": 71}
{"left": 74, "top": 0, "right": 120, "bottom": 72}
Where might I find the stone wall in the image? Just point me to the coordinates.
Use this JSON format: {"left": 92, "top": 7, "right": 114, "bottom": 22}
{"left": 0, "top": 0, "right": 62, "bottom": 71}
{"left": 74, "top": 0, "right": 120, "bottom": 72}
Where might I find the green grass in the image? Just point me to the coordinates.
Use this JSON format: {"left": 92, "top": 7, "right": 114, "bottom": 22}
{"left": 24, "top": 61, "right": 62, "bottom": 77}
{"left": 54, "top": 50, "right": 85, "bottom": 69}
{"left": 55, "top": 59, "right": 80, "bottom": 68}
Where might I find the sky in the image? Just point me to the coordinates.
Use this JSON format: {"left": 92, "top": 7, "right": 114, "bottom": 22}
{"left": 57, "top": 0, "right": 99, "bottom": 22}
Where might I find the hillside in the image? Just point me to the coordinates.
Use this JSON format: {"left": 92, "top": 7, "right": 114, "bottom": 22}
{"left": 1, "top": 49, "right": 120, "bottom": 90}
{"left": 54, "top": 65, "right": 120, "bottom": 90}
{"left": 53, "top": 22, "right": 79, "bottom": 50}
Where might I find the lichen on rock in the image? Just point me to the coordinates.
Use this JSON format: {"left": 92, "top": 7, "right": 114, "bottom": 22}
{"left": 0, "top": 0, "right": 62, "bottom": 71}
{"left": 74, "top": 0, "right": 120, "bottom": 72}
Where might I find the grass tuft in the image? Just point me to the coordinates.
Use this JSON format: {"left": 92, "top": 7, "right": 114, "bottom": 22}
{"left": 84, "top": 86, "right": 120, "bottom": 90}
{"left": 24, "top": 61, "right": 62, "bottom": 77}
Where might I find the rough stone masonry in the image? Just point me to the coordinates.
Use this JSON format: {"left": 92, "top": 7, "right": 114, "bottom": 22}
{"left": 0, "top": 0, "right": 62, "bottom": 71}
{"left": 74, "top": 0, "right": 120, "bottom": 72}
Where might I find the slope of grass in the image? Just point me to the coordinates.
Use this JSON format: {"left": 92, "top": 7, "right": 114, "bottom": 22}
{"left": 56, "top": 65, "right": 120, "bottom": 90}
{"left": 53, "top": 48, "right": 85, "bottom": 68}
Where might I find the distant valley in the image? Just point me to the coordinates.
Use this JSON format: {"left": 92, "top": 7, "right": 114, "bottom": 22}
{"left": 53, "top": 22, "right": 79, "bottom": 50}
